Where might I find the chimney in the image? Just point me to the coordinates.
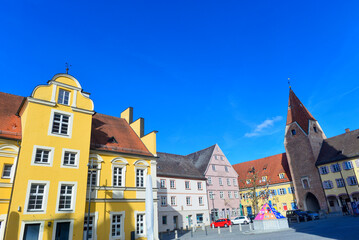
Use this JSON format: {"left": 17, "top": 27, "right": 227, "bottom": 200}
{"left": 345, "top": 128, "right": 350, "bottom": 133}
{"left": 121, "top": 107, "right": 133, "bottom": 124}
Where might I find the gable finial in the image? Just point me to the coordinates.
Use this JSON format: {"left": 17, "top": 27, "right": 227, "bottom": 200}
{"left": 65, "top": 62, "right": 72, "bottom": 74}
{"left": 288, "top": 78, "right": 291, "bottom": 89}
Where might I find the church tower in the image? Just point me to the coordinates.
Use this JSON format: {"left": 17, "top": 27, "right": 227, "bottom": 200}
{"left": 284, "top": 89, "right": 328, "bottom": 212}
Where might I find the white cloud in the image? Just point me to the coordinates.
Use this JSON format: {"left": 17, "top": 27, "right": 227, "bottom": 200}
{"left": 244, "top": 116, "right": 283, "bottom": 137}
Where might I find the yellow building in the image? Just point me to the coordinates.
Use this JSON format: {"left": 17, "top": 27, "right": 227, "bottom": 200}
{"left": 0, "top": 74, "right": 158, "bottom": 240}
{"left": 233, "top": 153, "right": 297, "bottom": 216}
{"left": 316, "top": 129, "right": 359, "bottom": 213}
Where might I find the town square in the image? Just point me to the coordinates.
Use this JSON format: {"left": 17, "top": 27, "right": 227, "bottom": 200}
{"left": 1, "top": 1, "right": 359, "bottom": 240}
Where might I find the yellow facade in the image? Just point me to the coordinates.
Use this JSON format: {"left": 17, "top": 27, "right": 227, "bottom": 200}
{"left": 1, "top": 74, "right": 158, "bottom": 240}
{"left": 318, "top": 159, "right": 359, "bottom": 213}
{"left": 0, "top": 139, "right": 19, "bottom": 238}
{"left": 239, "top": 182, "right": 296, "bottom": 216}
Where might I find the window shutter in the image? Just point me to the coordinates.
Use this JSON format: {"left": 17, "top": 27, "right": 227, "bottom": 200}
{"left": 346, "top": 177, "right": 351, "bottom": 185}
{"left": 330, "top": 165, "right": 334, "bottom": 172}
{"left": 325, "top": 166, "right": 329, "bottom": 173}
{"left": 277, "top": 189, "right": 280, "bottom": 195}
{"left": 322, "top": 182, "right": 326, "bottom": 189}
{"left": 288, "top": 187, "right": 291, "bottom": 194}
{"left": 342, "top": 162, "right": 347, "bottom": 170}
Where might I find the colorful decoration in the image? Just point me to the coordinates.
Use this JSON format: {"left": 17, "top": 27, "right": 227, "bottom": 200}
{"left": 254, "top": 203, "right": 285, "bottom": 220}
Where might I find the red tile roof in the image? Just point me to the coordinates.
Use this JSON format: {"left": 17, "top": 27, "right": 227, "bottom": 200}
{"left": 90, "top": 113, "right": 153, "bottom": 157}
{"left": 0, "top": 92, "right": 153, "bottom": 157}
{"left": 0, "top": 92, "right": 24, "bottom": 140}
{"left": 232, "top": 153, "right": 292, "bottom": 189}
{"left": 286, "top": 89, "right": 316, "bottom": 134}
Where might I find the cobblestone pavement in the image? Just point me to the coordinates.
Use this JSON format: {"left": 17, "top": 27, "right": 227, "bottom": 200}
{"left": 159, "top": 214, "right": 359, "bottom": 240}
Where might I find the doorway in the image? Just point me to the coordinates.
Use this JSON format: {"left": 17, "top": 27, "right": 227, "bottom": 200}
{"left": 305, "top": 192, "right": 320, "bottom": 211}
{"left": 173, "top": 216, "right": 178, "bottom": 230}
{"left": 55, "top": 222, "right": 70, "bottom": 240}
{"left": 188, "top": 215, "right": 192, "bottom": 228}
{"left": 23, "top": 223, "right": 40, "bottom": 240}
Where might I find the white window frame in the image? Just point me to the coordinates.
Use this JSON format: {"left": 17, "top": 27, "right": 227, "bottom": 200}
{"left": 219, "top": 178, "right": 223, "bottom": 186}
{"left": 209, "top": 191, "right": 214, "bottom": 200}
{"left": 208, "top": 177, "right": 212, "bottom": 185}
{"left": 56, "top": 181, "right": 77, "bottom": 213}
{"left": 161, "top": 196, "right": 167, "bottom": 207}
{"left": 24, "top": 180, "right": 50, "bottom": 214}
{"left": 170, "top": 180, "right": 176, "bottom": 189}
{"left": 83, "top": 212, "right": 98, "bottom": 240}
{"left": 135, "top": 211, "right": 146, "bottom": 239}
{"left": 301, "top": 177, "right": 310, "bottom": 189}
{"left": 185, "top": 181, "right": 190, "bottom": 190}
{"left": 61, "top": 148, "right": 80, "bottom": 168}
{"left": 186, "top": 196, "right": 191, "bottom": 206}
{"left": 134, "top": 160, "right": 149, "bottom": 188}
{"left": 228, "top": 191, "right": 232, "bottom": 199}
{"left": 51, "top": 219, "right": 74, "bottom": 240}
{"left": 233, "top": 179, "right": 237, "bottom": 186}
{"left": 199, "top": 196, "right": 203, "bottom": 205}
{"left": 20, "top": 221, "right": 45, "bottom": 240}
{"left": 31, "top": 145, "right": 55, "bottom": 167}
{"left": 109, "top": 211, "right": 125, "bottom": 240}
{"left": 2, "top": 164, "right": 13, "bottom": 179}
{"left": 227, "top": 178, "right": 231, "bottom": 186}
{"left": 220, "top": 191, "right": 224, "bottom": 199}
{"left": 197, "top": 182, "right": 202, "bottom": 190}
{"left": 212, "top": 165, "right": 216, "bottom": 171}
{"left": 279, "top": 173, "right": 285, "bottom": 179}
{"left": 160, "top": 179, "right": 166, "bottom": 188}
{"left": 57, "top": 88, "right": 71, "bottom": 105}
{"left": 112, "top": 158, "right": 128, "bottom": 188}
{"left": 234, "top": 191, "right": 239, "bottom": 199}
{"left": 48, "top": 109, "right": 74, "bottom": 138}
{"left": 225, "top": 166, "right": 229, "bottom": 172}
{"left": 171, "top": 196, "right": 176, "bottom": 206}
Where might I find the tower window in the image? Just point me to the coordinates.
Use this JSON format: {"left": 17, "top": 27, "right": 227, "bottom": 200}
{"left": 291, "top": 129, "right": 296, "bottom": 136}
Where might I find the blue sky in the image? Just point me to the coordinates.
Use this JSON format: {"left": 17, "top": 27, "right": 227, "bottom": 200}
{"left": 1, "top": 1, "right": 359, "bottom": 164}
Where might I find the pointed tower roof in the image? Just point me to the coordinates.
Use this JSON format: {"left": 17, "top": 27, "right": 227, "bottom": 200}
{"left": 286, "top": 89, "right": 316, "bottom": 134}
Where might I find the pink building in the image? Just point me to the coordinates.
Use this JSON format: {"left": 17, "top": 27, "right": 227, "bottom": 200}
{"left": 187, "top": 144, "right": 240, "bottom": 221}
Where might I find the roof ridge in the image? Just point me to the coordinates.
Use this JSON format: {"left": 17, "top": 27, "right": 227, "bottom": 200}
{"left": 233, "top": 153, "right": 286, "bottom": 166}
{"left": 186, "top": 144, "right": 216, "bottom": 156}
{"left": 0, "top": 91, "right": 25, "bottom": 98}
{"left": 324, "top": 128, "right": 359, "bottom": 141}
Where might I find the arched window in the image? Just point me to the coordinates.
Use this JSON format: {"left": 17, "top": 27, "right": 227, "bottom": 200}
{"left": 112, "top": 158, "right": 129, "bottom": 187}
{"left": 134, "top": 160, "right": 149, "bottom": 188}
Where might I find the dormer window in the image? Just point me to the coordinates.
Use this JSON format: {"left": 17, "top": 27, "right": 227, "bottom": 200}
{"left": 279, "top": 173, "right": 285, "bottom": 179}
{"left": 58, "top": 89, "right": 70, "bottom": 105}
{"left": 108, "top": 136, "right": 118, "bottom": 143}
{"left": 291, "top": 129, "right": 296, "bottom": 136}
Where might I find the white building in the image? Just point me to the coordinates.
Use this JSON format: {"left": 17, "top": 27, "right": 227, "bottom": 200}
{"left": 157, "top": 152, "right": 210, "bottom": 232}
